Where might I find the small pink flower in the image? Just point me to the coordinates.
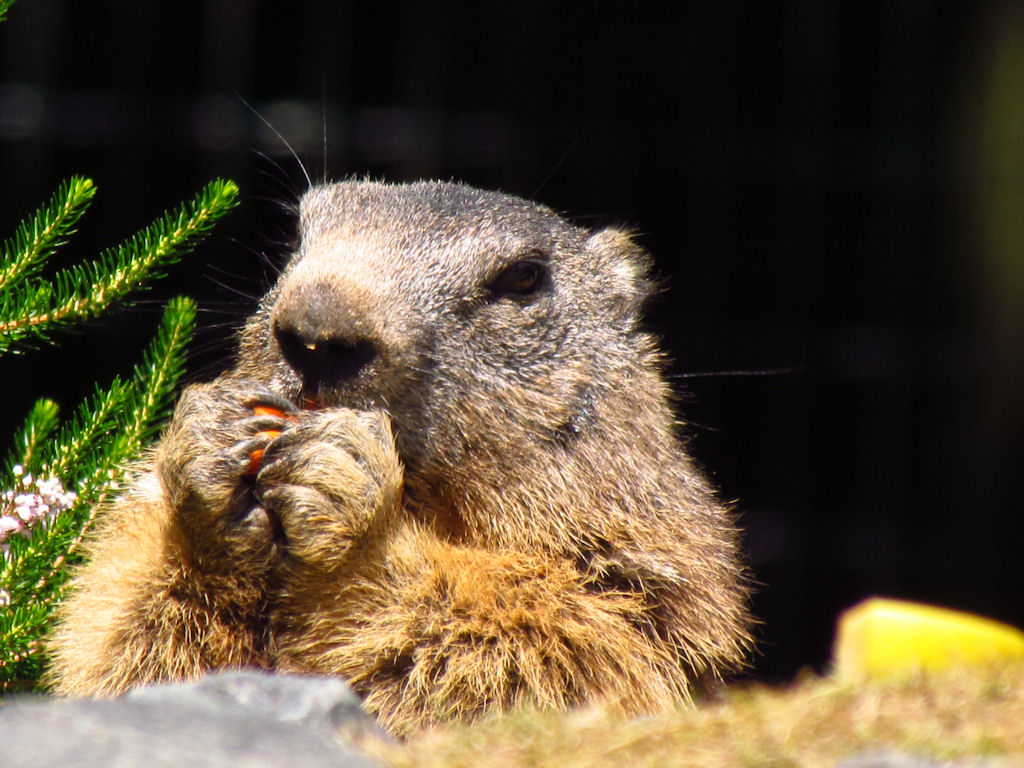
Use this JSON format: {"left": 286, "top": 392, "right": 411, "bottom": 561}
{"left": 0, "top": 515, "right": 22, "bottom": 540}
{"left": 0, "top": 474, "right": 77, "bottom": 543}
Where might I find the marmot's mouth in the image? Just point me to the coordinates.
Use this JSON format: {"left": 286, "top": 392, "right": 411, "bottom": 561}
{"left": 294, "top": 385, "right": 389, "bottom": 415}
{"left": 273, "top": 364, "right": 423, "bottom": 467}
{"left": 299, "top": 393, "right": 324, "bottom": 410}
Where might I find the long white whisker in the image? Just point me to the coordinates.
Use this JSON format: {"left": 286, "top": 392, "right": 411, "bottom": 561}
{"left": 235, "top": 90, "right": 313, "bottom": 190}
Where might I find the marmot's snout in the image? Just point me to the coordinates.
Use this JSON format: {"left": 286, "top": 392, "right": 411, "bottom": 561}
{"left": 272, "top": 278, "right": 381, "bottom": 391}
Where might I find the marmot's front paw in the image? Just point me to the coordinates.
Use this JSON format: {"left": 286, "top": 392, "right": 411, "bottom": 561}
{"left": 254, "top": 408, "right": 403, "bottom": 573}
{"left": 156, "top": 378, "right": 300, "bottom": 569}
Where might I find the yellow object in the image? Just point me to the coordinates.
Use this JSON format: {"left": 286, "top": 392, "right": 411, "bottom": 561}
{"left": 833, "top": 597, "right": 1024, "bottom": 680}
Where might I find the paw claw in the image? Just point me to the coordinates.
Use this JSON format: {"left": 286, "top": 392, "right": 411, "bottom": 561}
{"left": 242, "top": 391, "right": 300, "bottom": 415}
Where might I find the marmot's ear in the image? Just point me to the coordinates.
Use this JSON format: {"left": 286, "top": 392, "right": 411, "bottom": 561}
{"left": 586, "top": 228, "right": 658, "bottom": 323}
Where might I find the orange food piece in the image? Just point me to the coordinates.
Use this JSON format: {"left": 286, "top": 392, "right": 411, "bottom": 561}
{"left": 252, "top": 405, "right": 285, "bottom": 419}
{"left": 247, "top": 443, "right": 274, "bottom": 476}
{"left": 247, "top": 405, "right": 299, "bottom": 474}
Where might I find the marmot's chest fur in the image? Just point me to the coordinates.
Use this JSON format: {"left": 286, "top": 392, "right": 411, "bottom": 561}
{"left": 50, "top": 180, "right": 753, "bottom": 736}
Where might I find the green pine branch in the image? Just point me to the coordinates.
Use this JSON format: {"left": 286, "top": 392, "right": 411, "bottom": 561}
{"left": 0, "top": 176, "right": 96, "bottom": 291}
{"left": 0, "top": 178, "right": 238, "bottom": 355}
{"left": 0, "top": 0, "right": 16, "bottom": 23}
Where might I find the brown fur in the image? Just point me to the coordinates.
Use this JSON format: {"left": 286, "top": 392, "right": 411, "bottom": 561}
{"left": 48, "top": 180, "right": 753, "bottom": 736}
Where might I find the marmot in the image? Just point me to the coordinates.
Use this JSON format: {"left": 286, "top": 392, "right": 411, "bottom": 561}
{"left": 49, "top": 180, "right": 753, "bottom": 736}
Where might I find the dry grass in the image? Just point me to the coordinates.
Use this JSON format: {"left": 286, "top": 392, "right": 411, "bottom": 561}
{"left": 366, "top": 662, "right": 1024, "bottom": 767}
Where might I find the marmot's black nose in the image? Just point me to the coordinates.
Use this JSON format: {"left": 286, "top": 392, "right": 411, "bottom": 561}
{"left": 272, "top": 281, "right": 379, "bottom": 387}
{"left": 274, "top": 324, "right": 378, "bottom": 386}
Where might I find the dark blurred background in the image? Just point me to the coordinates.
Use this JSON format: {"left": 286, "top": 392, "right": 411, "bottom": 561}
{"left": 2, "top": 1, "right": 1022, "bottom": 682}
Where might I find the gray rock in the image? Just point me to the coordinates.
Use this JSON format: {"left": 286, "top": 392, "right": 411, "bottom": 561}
{"left": 0, "top": 670, "right": 388, "bottom": 767}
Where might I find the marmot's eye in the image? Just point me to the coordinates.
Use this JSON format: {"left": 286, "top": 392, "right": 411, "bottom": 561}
{"left": 490, "top": 259, "right": 548, "bottom": 296}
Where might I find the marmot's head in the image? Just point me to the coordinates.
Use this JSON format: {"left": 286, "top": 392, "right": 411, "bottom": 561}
{"left": 237, "top": 180, "right": 658, "bottom": 487}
